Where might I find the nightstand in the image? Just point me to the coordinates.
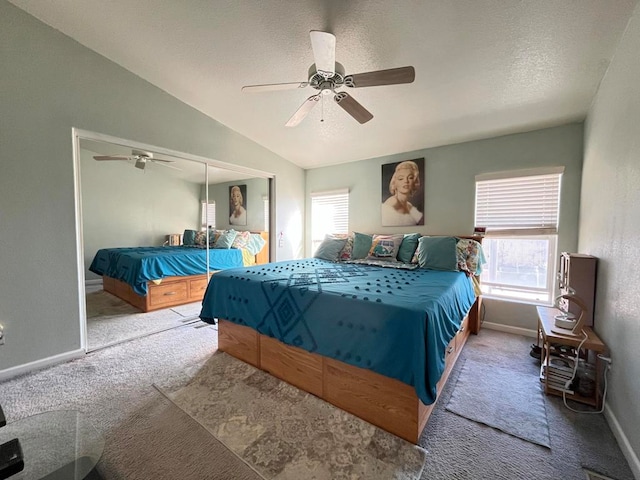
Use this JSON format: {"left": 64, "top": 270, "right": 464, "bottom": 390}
{"left": 536, "top": 306, "right": 607, "bottom": 409}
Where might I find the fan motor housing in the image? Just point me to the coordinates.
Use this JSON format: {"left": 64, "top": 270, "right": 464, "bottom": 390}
{"left": 308, "top": 62, "right": 345, "bottom": 91}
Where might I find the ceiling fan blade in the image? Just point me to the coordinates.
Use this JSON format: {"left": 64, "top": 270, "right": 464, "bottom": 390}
{"left": 345, "top": 66, "right": 415, "bottom": 88}
{"left": 285, "top": 94, "right": 320, "bottom": 127}
{"left": 152, "top": 160, "right": 181, "bottom": 171}
{"left": 310, "top": 31, "right": 336, "bottom": 78}
{"left": 93, "top": 155, "right": 131, "bottom": 161}
{"left": 334, "top": 92, "right": 373, "bottom": 124}
{"left": 147, "top": 158, "right": 174, "bottom": 163}
{"left": 242, "top": 82, "right": 308, "bottom": 93}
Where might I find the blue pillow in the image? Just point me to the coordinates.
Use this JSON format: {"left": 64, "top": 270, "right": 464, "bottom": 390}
{"left": 351, "top": 232, "right": 373, "bottom": 260}
{"left": 214, "top": 229, "right": 238, "bottom": 249}
{"left": 397, "top": 233, "right": 421, "bottom": 263}
{"left": 183, "top": 229, "right": 197, "bottom": 246}
{"left": 314, "top": 235, "right": 348, "bottom": 262}
{"left": 417, "top": 236, "right": 458, "bottom": 271}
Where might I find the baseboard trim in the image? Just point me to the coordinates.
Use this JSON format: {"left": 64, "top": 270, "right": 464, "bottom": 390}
{"left": 482, "top": 321, "right": 538, "bottom": 338}
{"left": 604, "top": 404, "right": 640, "bottom": 480}
{"left": 0, "top": 348, "right": 85, "bottom": 382}
{"left": 85, "top": 278, "right": 103, "bottom": 286}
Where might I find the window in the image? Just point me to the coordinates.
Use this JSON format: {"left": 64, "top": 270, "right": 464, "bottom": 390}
{"left": 310, "top": 189, "right": 349, "bottom": 254}
{"left": 201, "top": 201, "right": 216, "bottom": 229}
{"left": 475, "top": 167, "right": 563, "bottom": 303}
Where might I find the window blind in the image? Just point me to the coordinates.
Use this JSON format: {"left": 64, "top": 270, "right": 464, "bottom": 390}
{"left": 201, "top": 201, "right": 216, "bottom": 229}
{"left": 311, "top": 189, "right": 349, "bottom": 244}
{"left": 475, "top": 172, "right": 562, "bottom": 235}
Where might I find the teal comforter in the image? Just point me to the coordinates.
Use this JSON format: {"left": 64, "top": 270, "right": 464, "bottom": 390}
{"left": 89, "top": 246, "right": 243, "bottom": 295}
{"left": 200, "top": 258, "right": 476, "bottom": 405}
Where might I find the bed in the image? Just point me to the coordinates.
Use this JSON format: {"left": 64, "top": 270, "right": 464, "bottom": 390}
{"left": 199, "top": 235, "right": 483, "bottom": 443}
{"left": 90, "top": 231, "right": 269, "bottom": 312}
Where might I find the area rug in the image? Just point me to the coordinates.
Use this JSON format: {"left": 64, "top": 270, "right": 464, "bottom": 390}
{"left": 445, "top": 358, "right": 551, "bottom": 448}
{"left": 154, "top": 352, "right": 427, "bottom": 480}
{"left": 86, "top": 290, "right": 198, "bottom": 350}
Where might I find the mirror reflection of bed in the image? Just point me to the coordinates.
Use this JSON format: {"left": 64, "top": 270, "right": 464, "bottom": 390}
{"left": 79, "top": 137, "right": 271, "bottom": 352}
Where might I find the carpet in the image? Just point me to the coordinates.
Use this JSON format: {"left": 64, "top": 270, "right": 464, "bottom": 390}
{"left": 155, "top": 352, "right": 427, "bottom": 480}
{"left": 86, "top": 290, "right": 199, "bottom": 350}
{"left": 445, "top": 358, "right": 551, "bottom": 448}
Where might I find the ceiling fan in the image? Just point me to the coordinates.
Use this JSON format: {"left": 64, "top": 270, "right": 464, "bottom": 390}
{"left": 242, "top": 31, "right": 415, "bottom": 127}
{"left": 93, "top": 149, "right": 180, "bottom": 171}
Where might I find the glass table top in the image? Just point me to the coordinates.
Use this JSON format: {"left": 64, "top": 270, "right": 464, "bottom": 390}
{"left": 0, "top": 410, "right": 104, "bottom": 480}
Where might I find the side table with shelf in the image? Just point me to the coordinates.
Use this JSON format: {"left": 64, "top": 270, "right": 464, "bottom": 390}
{"left": 536, "top": 306, "right": 607, "bottom": 409}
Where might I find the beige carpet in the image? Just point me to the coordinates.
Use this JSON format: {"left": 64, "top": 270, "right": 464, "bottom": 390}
{"left": 155, "top": 352, "right": 427, "bottom": 480}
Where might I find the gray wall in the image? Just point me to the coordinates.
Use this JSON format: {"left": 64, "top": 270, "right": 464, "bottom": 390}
{"left": 306, "top": 123, "right": 584, "bottom": 331}
{"left": 205, "top": 177, "right": 269, "bottom": 232}
{"left": 0, "top": 1, "right": 304, "bottom": 373}
{"left": 81, "top": 149, "right": 202, "bottom": 281}
{"left": 580, "top": 4, "right": 640, "bottom": 471}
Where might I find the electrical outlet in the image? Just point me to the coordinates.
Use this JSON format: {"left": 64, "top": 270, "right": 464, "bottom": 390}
{"left": 0, "top": 324, "right": 4, "bottom": 345}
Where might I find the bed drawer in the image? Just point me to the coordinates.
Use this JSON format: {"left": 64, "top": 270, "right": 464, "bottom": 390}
{"left": 189, "top": 277, "right": 209, "bottom": 300}
{"left": 148, "top": 281, "right": 188, "bottom": 308}
{"left": 456, "top": 315, "right": 470, "bottom": 350}
{"left": 260, "top": 336, "right": 323, "bottom": 397}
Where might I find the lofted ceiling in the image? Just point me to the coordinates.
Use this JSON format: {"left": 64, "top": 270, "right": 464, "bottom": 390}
{"left": 11, "top": 0, "right": 637, "bottom": 169}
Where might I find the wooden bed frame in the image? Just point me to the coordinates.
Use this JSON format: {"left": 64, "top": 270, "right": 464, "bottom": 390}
{"left": 219, "top": 295, "right": 482, "bottom": 444}
{"left": 102, "top": 231, "right": 269, "bottom": 313}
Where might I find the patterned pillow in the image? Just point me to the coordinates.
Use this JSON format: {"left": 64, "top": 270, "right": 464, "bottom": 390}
{"left": 367, "top": 234, "right": 404, "bottom": 260}
{"left": 338, "top": 233, "right": 355, "bottom": 261}
{"left": 194, "top": 231, "right": 207, "bottom": 246}
{"left": 231, "top": 230, "right": 252, "bottom": 249}
{"left": 456, "top": 238, "right": 486, "bottom": 275}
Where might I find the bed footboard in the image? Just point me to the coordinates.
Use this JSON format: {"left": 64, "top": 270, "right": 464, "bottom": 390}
{"left": 218, "top": 298, "right": 476, "bottom": 443}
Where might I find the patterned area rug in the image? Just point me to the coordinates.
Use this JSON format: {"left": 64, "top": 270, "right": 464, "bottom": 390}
{"left": 446, "top": 358, "right": 551, "bottom": 448}
{"left": 155, "top": 352, "right": 427, "bottom": 480}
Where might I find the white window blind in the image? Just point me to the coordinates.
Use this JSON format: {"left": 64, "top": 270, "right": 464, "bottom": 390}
{"left": 311, "top": 189, "right": 349, "bottom": 252}
{"left": 201, "top": 201, "right": 216, "bottom": 229}
{"left": 475, "top": 169, "right": 563, "bottom": 235}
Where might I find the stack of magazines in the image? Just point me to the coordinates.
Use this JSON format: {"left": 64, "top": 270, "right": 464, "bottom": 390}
{"left": 540, "top": 355, "right": 576, "bottom": 393}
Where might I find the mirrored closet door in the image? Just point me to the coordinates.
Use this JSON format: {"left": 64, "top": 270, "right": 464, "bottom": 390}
{"left": 78, "top": 136, "right": 270, "bottom": 352}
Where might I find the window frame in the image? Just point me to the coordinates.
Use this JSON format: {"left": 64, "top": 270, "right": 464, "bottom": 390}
{"left": 475, "top": 167, "right": 563, "bottom": 303}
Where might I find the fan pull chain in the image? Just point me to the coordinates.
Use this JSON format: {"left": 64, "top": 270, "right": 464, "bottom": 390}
{"left": 321, "top": 95, "right": 324, "bottom": 122}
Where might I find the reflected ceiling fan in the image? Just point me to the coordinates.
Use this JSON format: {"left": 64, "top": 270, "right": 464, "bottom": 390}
{"left": 93, "top": 149, "right": 180, "bottom": 171}
{"left": 242, "top": 31, "right": 415, "bottom": 126}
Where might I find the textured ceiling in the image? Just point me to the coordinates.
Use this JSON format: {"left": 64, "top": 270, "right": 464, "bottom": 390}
{"left": 10, "top": 0, "right": 637, "bottom": 168}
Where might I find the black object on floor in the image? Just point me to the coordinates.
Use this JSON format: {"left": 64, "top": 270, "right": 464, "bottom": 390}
{"left": 530, "top": 344, "right": 542, "bottom": 359}
{"left": 0, "top": 438, "right": 24, "bottom": 480}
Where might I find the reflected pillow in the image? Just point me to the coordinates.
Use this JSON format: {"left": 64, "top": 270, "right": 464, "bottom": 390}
{"left": 183, "top": 229, "right": 197, "bottom": 246}
{"left": 194, "top": 231, "right": 207, "bottom": 246}
{"left": 416, "top": 236, "right": 458, "bottom": 271}
{"left": 314, "top": 235, "right": 348, "bottom": 262}
{"left": 231, "top": 230, "right": 252, "bottom": 249}
{"left": 367, "top": 234, "right": 404, "bottom": 260}
{"left": 214, "top": 229, "right": 238, "bottom": 249}
{"left": 397, "top": 233, "right": 420, "bottom": 263}
{"left": 351, "top": 232, "right": 373, "bottom": 259}
{"left": 245, "top": 233, "right": 267, "bottom": 255}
